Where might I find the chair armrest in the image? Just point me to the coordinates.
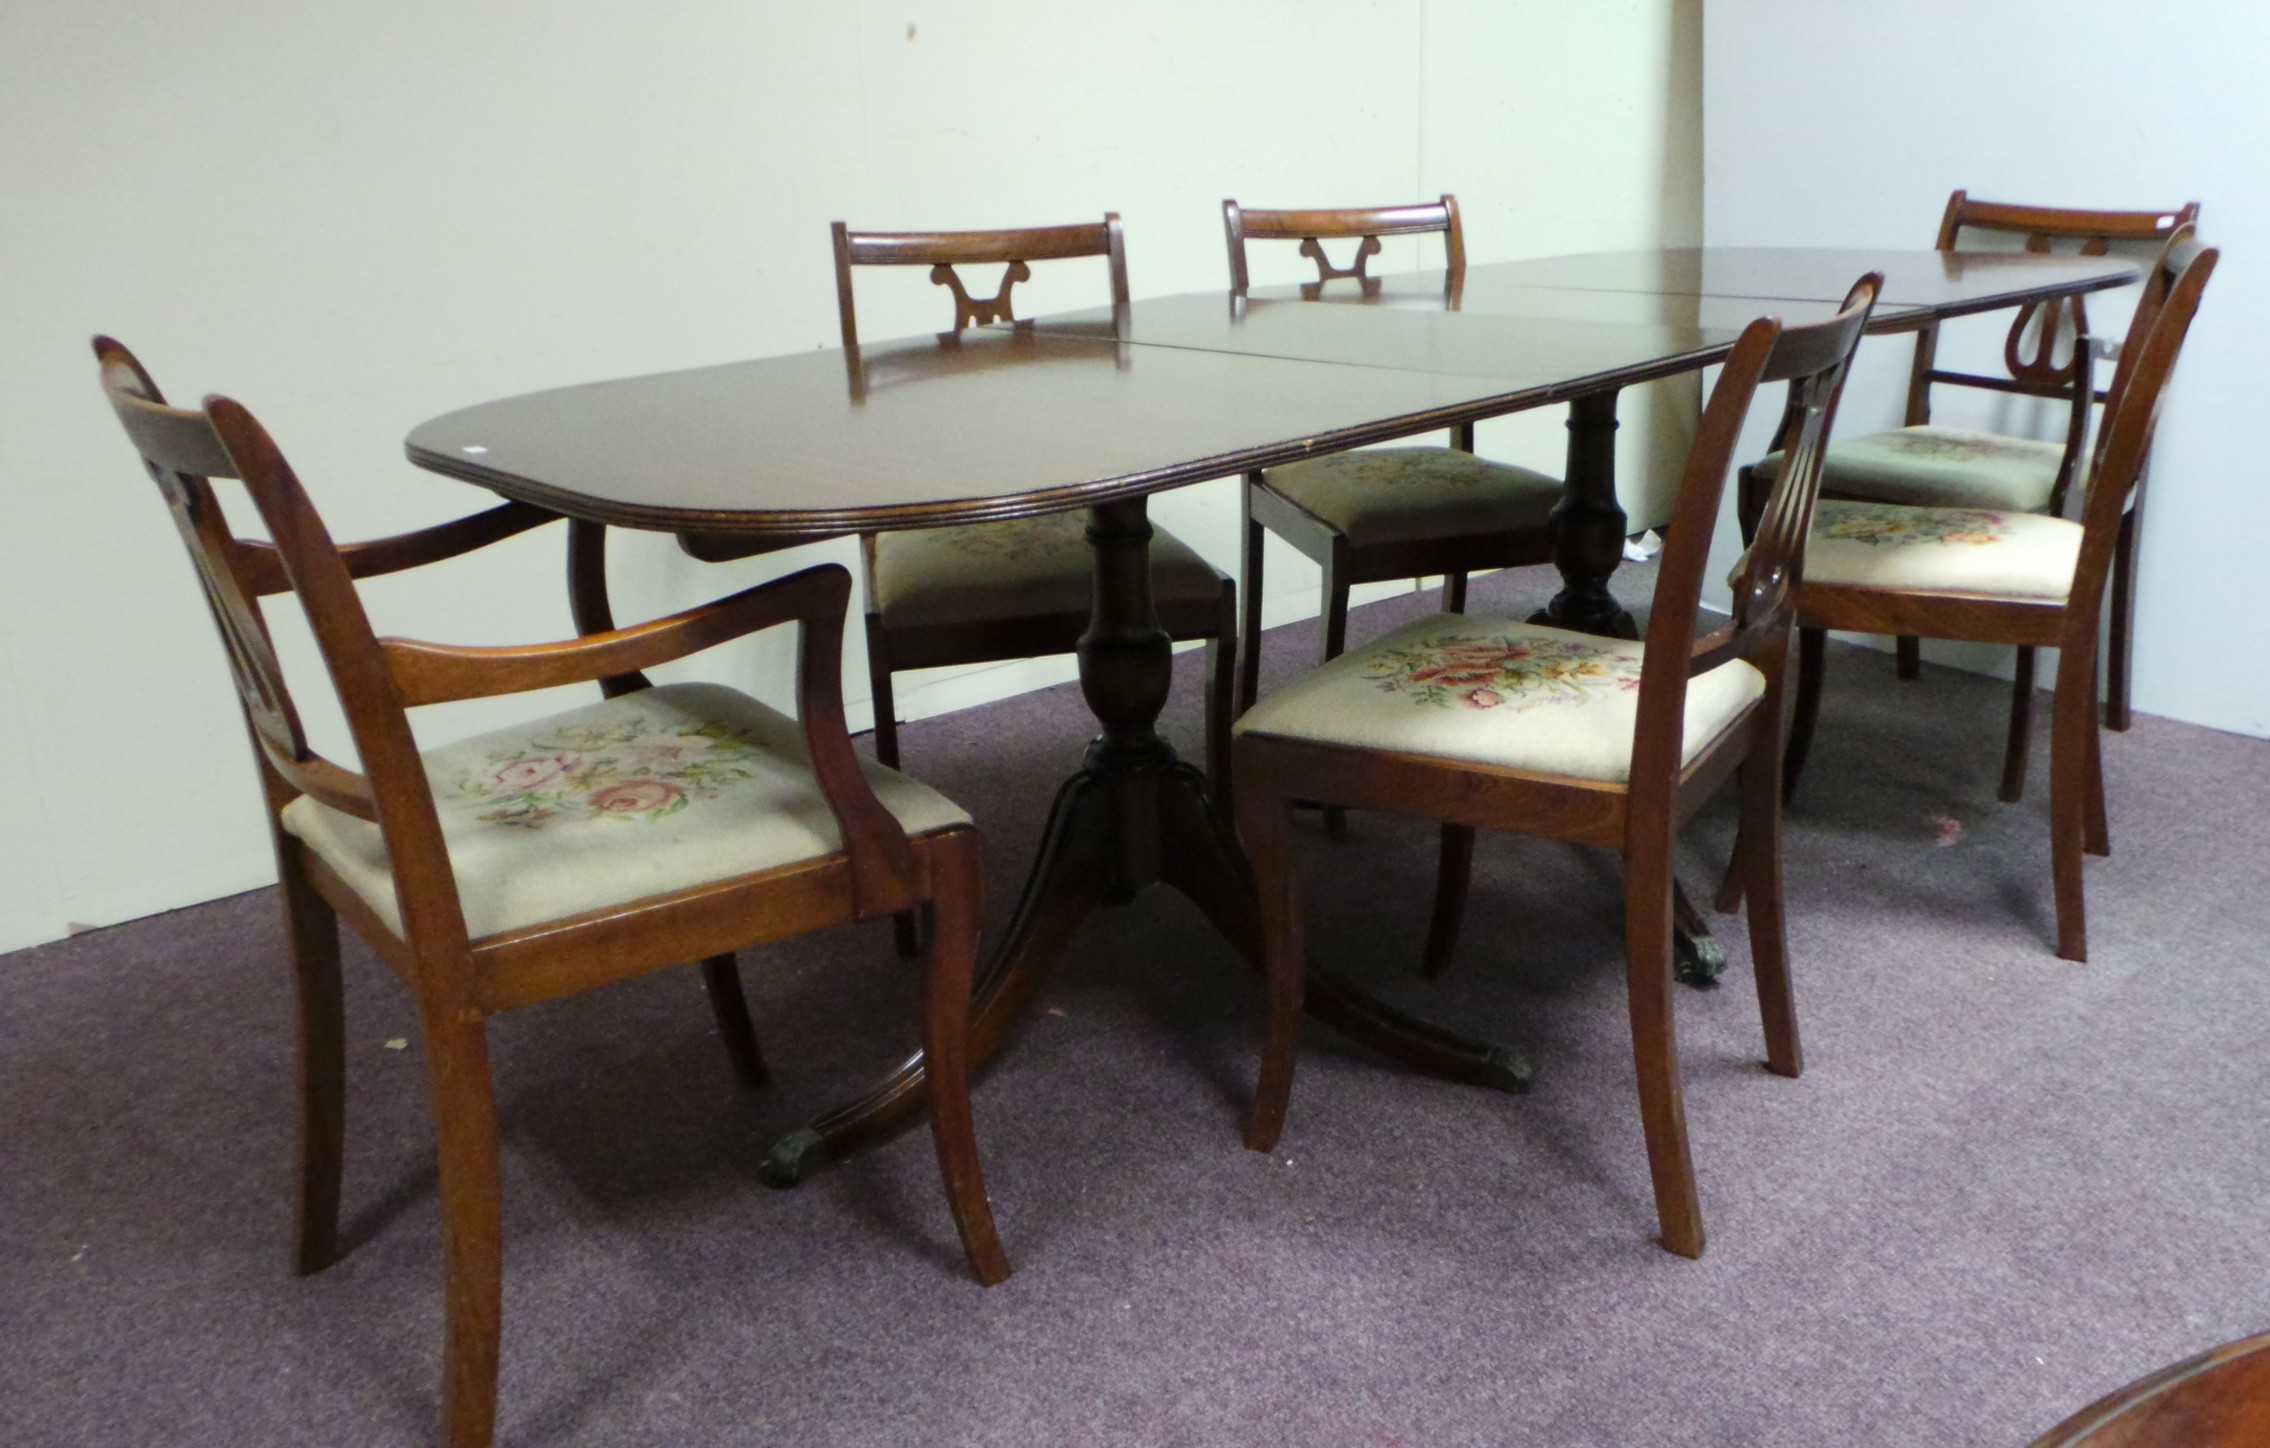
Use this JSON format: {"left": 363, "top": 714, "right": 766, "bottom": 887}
{"left": 383, "top": 563, "right": 919, "bottom": 917}
{"left": 386, "top": 562, "right": 844, "bottom": 705}
{"left": 234, "top": 500, "right": 558, "bottom": 596}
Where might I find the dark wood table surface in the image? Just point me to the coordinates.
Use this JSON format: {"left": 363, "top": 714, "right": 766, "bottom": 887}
{"left": 406, "top": 247, "right": 2140, "bottom": 1181}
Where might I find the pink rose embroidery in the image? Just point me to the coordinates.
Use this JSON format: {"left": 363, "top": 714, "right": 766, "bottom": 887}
{"left": 589, "top": 780, "right": 682, "bottom": 815}
{"left": 1463, "top": 687, "right": 1504, "bottom": 709}
{"left": 494, "top": 754, "right": 575, "bottom": 792}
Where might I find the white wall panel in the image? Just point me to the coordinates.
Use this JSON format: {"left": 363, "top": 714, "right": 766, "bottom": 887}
{"left": 0, "top": 2, "right": 1699, "bottom": 950}
{"left": 1701, "top": 1, "right": 2270, "bottom": 741}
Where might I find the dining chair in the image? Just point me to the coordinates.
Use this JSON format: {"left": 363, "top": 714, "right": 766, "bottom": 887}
{"left": 1739, "top": 191, "right": 2200, "bottom": 764}
{"left": 1776, "top": 233, "right": 2216, "bottom": 964}
{"left": 830, "top": 215, "right": 1236, "bottom": 784}
{"left": 1233, "top": 276, "right": 1881, "bottom": 1258}
{"left": 96, "top": 337, "right": 1010, "bottom": 1448}
{"left": 1224, "top": 197, "right": 1565, "bottom": 715}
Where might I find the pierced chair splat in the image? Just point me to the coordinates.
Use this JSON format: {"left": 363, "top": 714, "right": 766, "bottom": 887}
{"left": 1232, "top": 277, "right": 1882, "bottom": 1259}
{"left": 96, "top": 337, "right": 1010, "bottom": 1448}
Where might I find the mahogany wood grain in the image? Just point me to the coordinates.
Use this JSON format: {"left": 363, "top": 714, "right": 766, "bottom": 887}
{"left": 2031, "top": 1330, "right": 2270, "bottom": 1447}
{"left": 98, "top": 339, "right": 1009, "bottom": 1448}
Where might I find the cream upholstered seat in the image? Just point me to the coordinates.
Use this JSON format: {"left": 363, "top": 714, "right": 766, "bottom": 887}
{"left": 873, "top": 510, "right": 1224, "bottom": 630}
{"left": 1234, "top": 614, "right": 1765, "bottom": 784}
{"left": 1257, "top": 446, "right": 1563, "bottom": 549}
{"left": 283, "top": 682, "right": 969, "bottom": 940}
{"left": 1802, "top": 500, "right": 2083, "bottom": 601}
{"left": 1755, "top": 426, "right": 2065, "bottom": 512}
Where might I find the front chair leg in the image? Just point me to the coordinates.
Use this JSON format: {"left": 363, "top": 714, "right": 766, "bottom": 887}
{"left": 1895, "top": 635, "right": 1921, "bottom": 680}
{"left": 1419, "top": 823, "right": 1474, "bottom": 979}
{"left": 1623, "top": 837, "right": 1703, "bottom": 1259}
{"left": 2048, "top": 650, "right": 2095, "bottom": 963}
{"left": 698, "top": 953, "right": 769, "bottom": 1088}
{"left": 421, "top": 1007, "right": 504, "bottom": 1448}
{"left": 920, "top": 830, "right": 1010, "bottom": 1286}
{"left": 1235, "top": 757, "right": 1305, "bottom": 1154}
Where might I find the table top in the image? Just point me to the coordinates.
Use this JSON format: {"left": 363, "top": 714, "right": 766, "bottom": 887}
{"left": 405, "top": 247, "right": 2138, "bottom": 538}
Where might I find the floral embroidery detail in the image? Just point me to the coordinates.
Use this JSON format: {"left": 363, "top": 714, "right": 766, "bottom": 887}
{"left": 1869, "top": 430, "right": 2013, "bottom": 464}
{"left": 935, "top": 514, "right": 1086, "bottom": 564}
{"left": 1305, "top": 450, "right": 1498, "bottom": 491}
{"left": 1362, "top": 632, "right": 1642, "bottom": 709}
{"left": 450, "top": 714, "right": 769, "bottom": 828}
{"left": 1815, "top": 502, "right": 2011, "bottom": 547}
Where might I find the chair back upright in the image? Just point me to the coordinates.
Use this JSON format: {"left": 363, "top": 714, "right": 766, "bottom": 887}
{"left": 2066, "top": 234, "right": 2216, "bottom": 633}
{"left": 1223, "top": 196, "right": 1464, "bottom": 295}
{"left": 831, "top": 216, "right": 1129, "bottom": 348}
{"left": 1639, "top": 276, "right": 1880, "bottom": 788}
{"left": 1911, "top": 192, "right": 2202, "bottom": 501}
{"left": 95, "top": 337, "right": 470, "bottom": 956}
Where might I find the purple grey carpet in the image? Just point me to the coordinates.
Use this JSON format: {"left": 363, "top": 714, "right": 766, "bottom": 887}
{"left": 4, "top": 561, "right": 2266, "bottom": 1446}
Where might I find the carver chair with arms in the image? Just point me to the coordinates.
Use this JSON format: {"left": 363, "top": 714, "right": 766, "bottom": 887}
{"left": 1233, "top": 277, "right": 1881, "bottom": 1258}
{"left": 1740, "top": 192, "right": 2199, "bottom": 770}
{"left": 1225, "top": 196, "right": 1565, "bottom": 717}
{"left": 1775, "top": 234, "right": 2216, "bottom": 964}
{"left": 97, "top": 337, "right": 1009, "bottom": 1448}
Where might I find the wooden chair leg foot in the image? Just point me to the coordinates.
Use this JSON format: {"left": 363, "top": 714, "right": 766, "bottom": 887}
{"left": 423, "top": 1015, "right": 504, "bottom": 1448}
{"left": 921, "top": 834, "right": 1010, "bottom": 1286}
{"left": 1625, "top": 843, "right": 1703, "bottom": 1260}
{"left": 1895, "top": 635, "right": 1921, "bottom": 679}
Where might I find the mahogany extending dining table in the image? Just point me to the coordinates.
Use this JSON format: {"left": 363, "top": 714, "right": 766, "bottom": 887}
{"left": 405, "top": 246, "right": 2137, "bottom": 1181}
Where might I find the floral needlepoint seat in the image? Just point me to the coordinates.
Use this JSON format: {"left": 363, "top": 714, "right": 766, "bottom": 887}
{"left": 1753, "top": 426, "right": 2065, "bottom": 512}
{"left": 874, "top": 510, "right": 1224, "bottom": 630}
{"left": 1802, "top": 500, "right": 2084, "bottom": 600}
{"left": 1233, "top": 615, "right": 1765, "bottom": 784}
{"left": 1257, "top": 446, "right": 1563, "bottom": 549}
{"left": 282, "top": 682, "right": 969, "bottom": 941}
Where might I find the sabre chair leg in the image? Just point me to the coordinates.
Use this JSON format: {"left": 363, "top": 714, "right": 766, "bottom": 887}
{"left": 1624, "top": 833, "right": 1704, "bottom": 1259}
{"left": 280, "top": 842, "right": 345, "bottom": 1276}
{"left": 1237, "top": 760, "right": 1305, "bottom": 1154}
{"left": 1999, "top": 646, "right": 2036, "bottom": 804}
{"left": 422, "top": 1008, "right": 504, "bottom": 1448}
{"left": 698, "top": 953, "right": 769, "bottom": 1088}
{"left": 2048, "top": 650, "right": 2095, "bottom": 963}
{"left": 1419, "top": 823, "right": 1474, "bottom": 980}
{"left": 921, "top": 831, "right": 1010, "bottom": 1286}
